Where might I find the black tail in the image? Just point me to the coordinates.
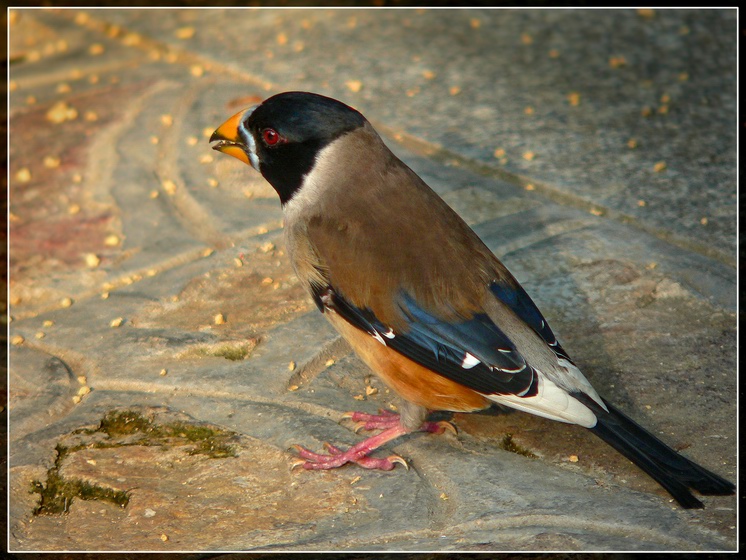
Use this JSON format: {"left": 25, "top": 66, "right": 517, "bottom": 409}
{"left": 586, "top": 399, "right": 735, "bottom": 508}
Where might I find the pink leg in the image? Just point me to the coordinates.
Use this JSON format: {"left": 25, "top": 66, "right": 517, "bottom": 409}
{"left": 292, "top": 411, "right": 456, "bottom": 471}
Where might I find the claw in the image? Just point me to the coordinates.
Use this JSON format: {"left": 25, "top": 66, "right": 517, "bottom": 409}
{"left": 353, "top": 422, "right": 367, "bottom": 434}
{"left": 323, "top": 441, "right": 343, "bottom": 454}
{"left": 436, "top": 420, "right": 458, "bottom": 436}
{"left": 388, "top": 455, "right": 409, "bottom": 470}
{"left": 341, "top": 411, "right": 355, "bottom": 421}
{"left": 290, "top": 459, "right": 308, "bottom": 471}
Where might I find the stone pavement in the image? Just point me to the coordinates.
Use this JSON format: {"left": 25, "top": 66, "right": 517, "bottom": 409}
{"left": 6, "top": 7, "right": 737, "bottom": 553}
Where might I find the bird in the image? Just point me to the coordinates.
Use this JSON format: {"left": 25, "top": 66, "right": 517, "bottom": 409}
{"left": 210, "top": 91, "right": 735, "bottom": 509}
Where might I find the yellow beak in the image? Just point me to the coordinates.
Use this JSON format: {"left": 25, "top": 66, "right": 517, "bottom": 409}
{"left": 209, "top": 108, "right": 251, "bottom": 165}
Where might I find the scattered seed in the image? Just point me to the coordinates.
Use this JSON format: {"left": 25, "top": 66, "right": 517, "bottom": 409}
{"left": 522, "top": 151, "right": 536, "bottom": 161}
{"left": 160, "top": 114, "right": 173, "bottom": 127}
{"left": 16, "top": 168, "right": 32, "bottom": 183}
{"left": 520, "top": 32, "right": 533, "bottom": 45}
{"left": 214, "top": 313, "right": 226, "bottom": 325}
{"left": 186, "top": 136, "right": 199, "bottom": 146}
{"left": 159, "top": 369, "right": 168, "bottom": 376}
{"left": 11, "top": 335, "right": 25, "bottom": 346}
{"left": 46, "top": 101, "right": 78, "bottom": 123}
{"left": 84, "top": 253, "right": 100, "bottom": 268}
{"left": 627, "top": 138, "right": 638, "bottom": 149}
{"left": 567, "top": 92, "right": 580, "bottom": 106}
{"left": 78, "top": 386, "right": 91, "bottom": 396}
{"left": 653, "top": 161, "right": 667, "bottom": 173}
{"left": 61, "top": 297, "right": 73, "bottom": 308}
{"left": 89, "top": 43, "right": 105, "bottom": 55}
{"left": 104, "top": 234, "right": 120, "bottom": 246}
{"left": 525, "top": 184, "right": 535, "bottom": 191}
{"left": 190, "top": 65, "right": 204, "bottom": 77}
{"left": 325, "top": 359, "right": 335, "bottom": 367}
{"left": 449, "top": 86, "right": 461, "bottom": 96}
{"left": 345, "top": 80, "right": 362, "bottom": 93}
{"left": 609, "top": 55, "right": 627, "bottom": 68}
{"left": 175, "top": 27, "right": 195, "bottom": 39}
{"left": 43, "top": 320, "right": 55, "bottom": 327}
{"left": 568, "top": 455, "right": 579, "bottom": 463}
{"left": 110, "top": 317, "right": 124, "bottom": 327}
{"left": 162, "top": 179, "right": 177, "bottom": 195}
{"left": 77, "top": 376, "right": 87, "bottom": 385}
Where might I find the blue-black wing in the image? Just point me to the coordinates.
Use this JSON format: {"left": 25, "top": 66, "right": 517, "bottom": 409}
{"left": 313, "top": 285, "right": 539, "bottom": 398}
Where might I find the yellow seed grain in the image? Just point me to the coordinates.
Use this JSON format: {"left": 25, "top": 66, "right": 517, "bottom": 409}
{"left": 84, "top": 253, "right": 100, "bottom": 268}
{"left": 175, "top": 27, "right": 195, "bottom": 39}
{"left": 162, "top": 179, "right": 177, "bottom": 195}
{"left": 16, "top": 168, "right": 32, "bottom": 183}
{"left": 345, "top": 80, "right": 363, "bottom": 93}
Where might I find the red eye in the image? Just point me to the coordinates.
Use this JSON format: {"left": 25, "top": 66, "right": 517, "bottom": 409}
{"left": 262, "top": 128, "right": 283, "bottom": 146}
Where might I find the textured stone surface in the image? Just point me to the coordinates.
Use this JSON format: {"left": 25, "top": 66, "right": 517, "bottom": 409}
{"left": 7, "top": 7, "right": 736, "bottom": 554}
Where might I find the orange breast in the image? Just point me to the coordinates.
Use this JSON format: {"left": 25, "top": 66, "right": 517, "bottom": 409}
{"left": 327, "top": 313, "right": 491, "bottom": 413}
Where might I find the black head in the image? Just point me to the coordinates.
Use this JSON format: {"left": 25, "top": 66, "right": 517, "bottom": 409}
{"left": 211, "top": 91, "right": 366, "bottom": 204}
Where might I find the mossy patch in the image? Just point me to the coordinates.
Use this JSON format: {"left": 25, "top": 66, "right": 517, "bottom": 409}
{"left": 193, "top": 342, "right": 255, "bottom": 361}
{"left": 31, "top": 410, "right": 239, "bottom": 516}
{"left": 499, "top": 433, "right": 537, "bottom": 458}
{"left": 30, "top": 444, "right": 131, "bottom": 516}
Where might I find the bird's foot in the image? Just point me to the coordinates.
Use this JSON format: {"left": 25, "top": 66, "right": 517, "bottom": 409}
{"left": 291, "top": 425, "right": 409, "bottom": 471}
{"left": 291, "top": 412, "right": 456, "bottom": 471}
{"left": 343, "top": 409, "right": 456, "bottom": 435}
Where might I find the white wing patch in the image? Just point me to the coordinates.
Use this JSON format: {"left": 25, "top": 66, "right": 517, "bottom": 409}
{"left": 461, "top": 352, "right": 481, "bottom": 369}
{"left": 487, "top": 374, "right": 599, "bottom": 428}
